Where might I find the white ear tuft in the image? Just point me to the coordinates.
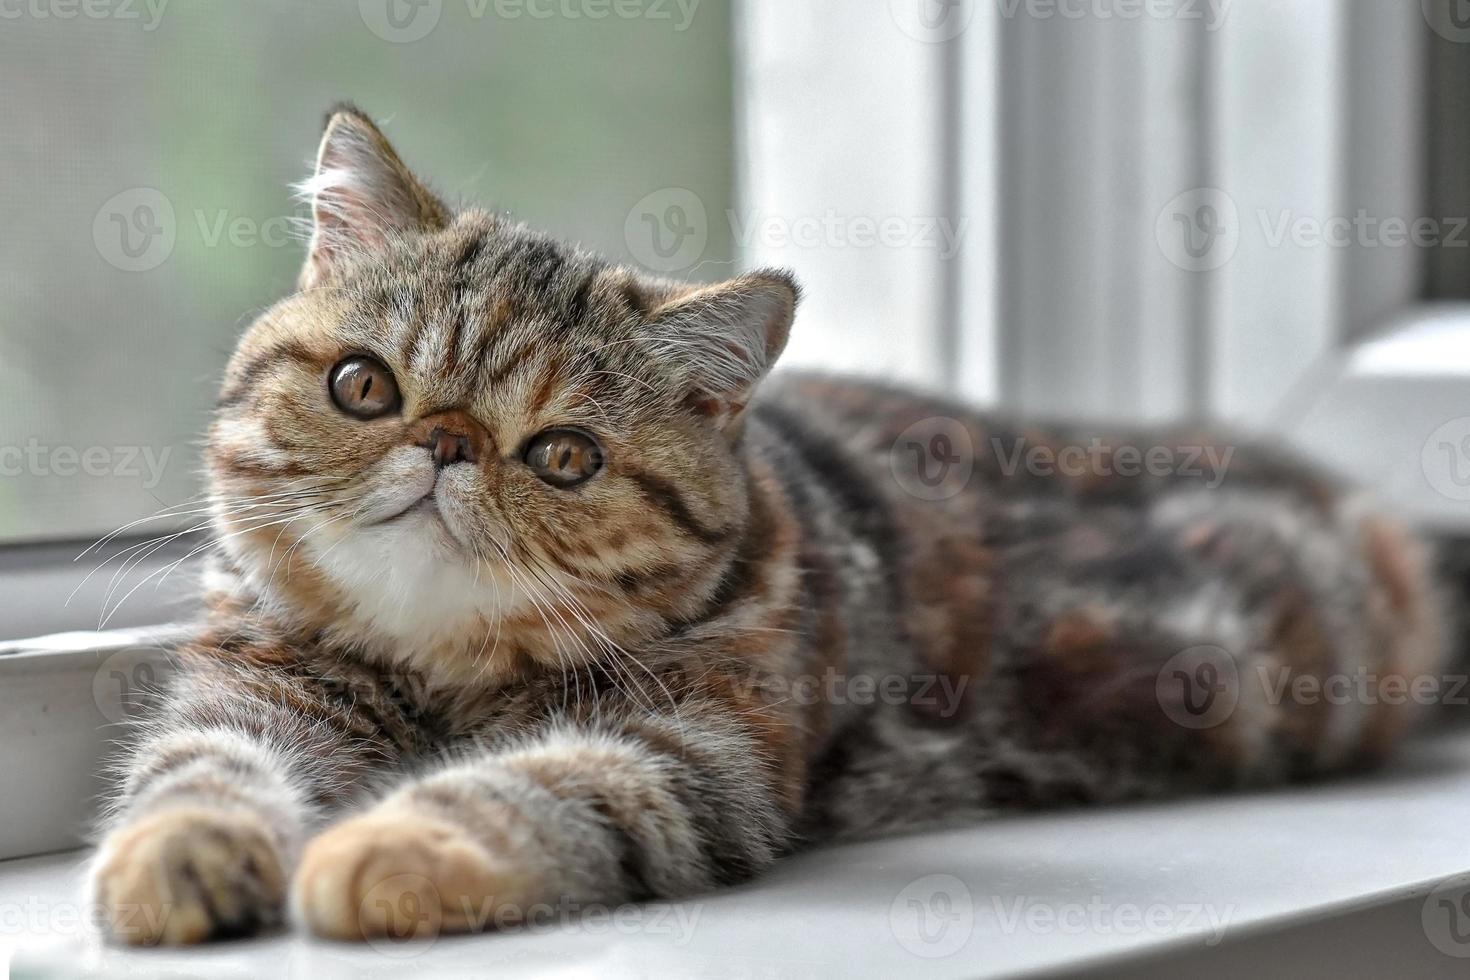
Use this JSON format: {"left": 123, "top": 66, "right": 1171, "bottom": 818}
{"left": 297, "top": 104, "right": 447, "bottom": 289}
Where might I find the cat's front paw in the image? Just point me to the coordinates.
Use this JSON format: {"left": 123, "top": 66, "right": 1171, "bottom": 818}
{"left": 292, "top": 808, "right": 541, "bottom": 941}
{"left": 89, "top": 806, "right": 287, "bottom": 945}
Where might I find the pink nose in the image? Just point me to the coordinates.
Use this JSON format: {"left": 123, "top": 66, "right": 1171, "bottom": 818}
{"left": 408, "top": 410, "right": 489, "bottom": 468}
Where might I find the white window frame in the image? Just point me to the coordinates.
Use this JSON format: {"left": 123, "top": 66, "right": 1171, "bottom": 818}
{"left": 740, "top": 0, "right": 1468, "bottom": 528}
{"left": 0, "top": 630, "right": 179, "bottom": 858}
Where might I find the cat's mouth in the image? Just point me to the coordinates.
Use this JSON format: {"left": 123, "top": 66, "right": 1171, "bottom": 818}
{"left": 373, "top": 487, "right": 480, "bottom": 554}
{"left": 376, "top": 490, "right": 440, "bottom": 526}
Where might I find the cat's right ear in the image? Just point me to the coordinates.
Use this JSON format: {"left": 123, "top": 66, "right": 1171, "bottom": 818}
{"left": 297, "top": 104, "right": 448, "bottom": 289}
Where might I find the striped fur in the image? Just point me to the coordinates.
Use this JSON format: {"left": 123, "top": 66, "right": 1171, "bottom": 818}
{"left": 91, "top": 105, "right": 1455, "bottom": 944}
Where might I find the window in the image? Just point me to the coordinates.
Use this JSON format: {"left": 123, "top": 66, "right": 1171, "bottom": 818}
{"left": 740, "top": 0, "right": 1470, "bottom": 528}
{"left": 4, "top": 0, "right": 1470, "bottom": 862}
{"left": 1, "top": 1, "right": 736, "bottom": 634}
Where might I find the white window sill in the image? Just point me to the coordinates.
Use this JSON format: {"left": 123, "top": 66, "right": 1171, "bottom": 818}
{"left": 1288, "top": 304, "right": 1470, "bottom": 532}
{"left": 5, "top": 727, "right": 1470, "bottom": 977}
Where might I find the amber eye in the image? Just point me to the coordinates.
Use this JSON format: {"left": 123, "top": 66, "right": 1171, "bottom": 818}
{"left": 329, "top": 356, "right": 400, "bottom": 419}
{"left": 523, "top": 429, "right": 604, "bottom": 488}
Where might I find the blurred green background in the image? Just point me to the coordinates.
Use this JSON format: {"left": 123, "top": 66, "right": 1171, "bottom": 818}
{"left": 0, "top": 0, "right": 735, "bottom": 543}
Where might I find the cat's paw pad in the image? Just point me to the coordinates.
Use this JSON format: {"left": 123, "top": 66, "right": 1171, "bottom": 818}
{"left": 292, "top": 810, "right": 539, "bottom": 941}
{"left": 89, "top": 806, "right": 287, "bottom": 945}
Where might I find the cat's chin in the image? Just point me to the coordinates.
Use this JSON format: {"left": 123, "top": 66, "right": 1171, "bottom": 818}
{"left": 385, "top": 500, "right": 475, "bottom": 558}
{"left": 300, "top": 515, "right": 521, "bottom": 665}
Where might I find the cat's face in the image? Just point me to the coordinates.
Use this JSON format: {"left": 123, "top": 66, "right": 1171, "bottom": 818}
{"left": 206, "top": 106, "right": 797, "bottom": 678}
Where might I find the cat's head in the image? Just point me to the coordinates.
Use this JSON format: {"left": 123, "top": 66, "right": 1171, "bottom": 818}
{"left": 206, "top": 105, "right": 797, "bottom": 679}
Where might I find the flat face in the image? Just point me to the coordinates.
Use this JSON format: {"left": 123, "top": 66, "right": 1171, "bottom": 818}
{"left": 0, "top": 3, "right": 735, "bottom": 545}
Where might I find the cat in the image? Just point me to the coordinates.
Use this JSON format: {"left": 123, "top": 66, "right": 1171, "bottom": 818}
{"left": 88, "top": 103, "right": 1452, "bottom": 945}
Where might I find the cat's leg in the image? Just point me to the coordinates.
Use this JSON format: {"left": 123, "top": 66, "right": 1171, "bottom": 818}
{"left": 292, "top": 712, "right": 788, "bottom": 940}
{"left": 90, "top": 650, "right": 408, "bottom": 945}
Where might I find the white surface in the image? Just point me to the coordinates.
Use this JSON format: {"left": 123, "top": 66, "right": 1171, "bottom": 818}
{"left": 7, "top": 729, "right": 1470, "bottom": 978}
{"left": 1288, "top": 306, "right": 1470, "bottom": 531}
{"left": 1350, "top": 307, "right": 1470, "bottom": 378}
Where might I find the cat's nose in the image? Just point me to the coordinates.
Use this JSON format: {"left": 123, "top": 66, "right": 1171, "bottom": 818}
{"left": 426, "top": 427, "right": 474, "bottom": 467}
{"left": 409, "top": 410, "right": 488, "bottom": 468}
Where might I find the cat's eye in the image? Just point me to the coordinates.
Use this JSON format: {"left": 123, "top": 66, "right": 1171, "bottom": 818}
{"left": 329, "top": 356, "right": 400, "bottom": 419}
{"left": 523, "top": 429, "right": 604, "bottom": 488}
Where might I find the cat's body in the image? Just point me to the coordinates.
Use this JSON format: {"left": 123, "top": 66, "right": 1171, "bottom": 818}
{"left": 90, "top": 106, "right": 1451, "bottom": 945}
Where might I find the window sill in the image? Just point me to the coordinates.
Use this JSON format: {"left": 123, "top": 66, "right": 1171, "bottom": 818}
{"left": 4, "top": 727, "right": 1470, "bottom": 977}
{"left": 1288, "top": 304, "right": 1470, "bottom": 532}
{"left": 0, "top": 629, "right": 180, "bottom": 861}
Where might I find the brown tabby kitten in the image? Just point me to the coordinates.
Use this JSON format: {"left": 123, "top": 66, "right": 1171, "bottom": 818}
{"left": 89, "top": 104, "right": 1451, "bottom": 945}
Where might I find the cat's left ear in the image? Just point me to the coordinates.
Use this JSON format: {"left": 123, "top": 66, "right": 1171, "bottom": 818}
{"left": 644, "top": 269, "right": 799, "bottom": 427}
{"left": 297, "top": 104, "right": 448, "bottom": 289}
